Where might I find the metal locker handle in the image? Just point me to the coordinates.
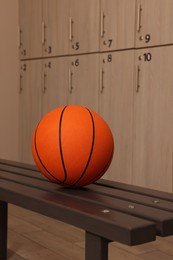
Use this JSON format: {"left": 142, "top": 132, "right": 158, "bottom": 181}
{"left": 42, "top": 72, "right": 47, "bottom": 93}
{"left": 42, "top": 21, "right": 46, "bottom": 45}
{"left": 19, "top": 74, "right": 23, "bottom": 93}
{"left": 136, "top": 65, "right": 141, "bottom": 92}
{"left": 137, "top": 4, "right": 142, "bottom": 32}
{"left": 68, "top": 69, "right": 73, "bottom": 93}
{"left": 100, "top": 68, "right": 105, "bottom": 93}
{"left": 18, "top": 26, "right": 22, "bottom": 49}
{"left": 69, "top": 17, "right": 74, "bottom": 41}
{"left": 100, "top": 11, "right": 106, "bottom": 38}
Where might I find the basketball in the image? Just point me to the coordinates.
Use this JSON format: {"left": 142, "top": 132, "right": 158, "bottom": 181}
{"left": 32, "top": 105, "right": 114, "bottom": 188}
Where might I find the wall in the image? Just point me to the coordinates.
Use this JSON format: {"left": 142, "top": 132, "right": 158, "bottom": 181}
{"left": 0, "top": 0, "right": 19, "bottom": 161}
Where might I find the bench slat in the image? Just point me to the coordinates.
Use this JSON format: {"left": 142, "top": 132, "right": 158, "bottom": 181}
{"left": 0, "top": 168, "right": 173, "bottom": 236}
{"left": 97, "top": 179, "right": 173, "bottom": 202}
{"left": 0, "top": 159, "right": 37, "bottom": 171}
{"left": 1, "top": 161, "right": 173, "bottom": 207}
{"left": 0, "top": 159, "right": 173, "bottom": 204}
{"left": 88, "top": 184, "right": 173, "bottom": 213}
{"left": 0, "top": 181, "right": 156, "bottom": 246}
{"left": 59, "top": 188, "right": 173, "bottom": 237}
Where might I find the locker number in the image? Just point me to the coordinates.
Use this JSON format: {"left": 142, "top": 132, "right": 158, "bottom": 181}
{"left": 21, "top": 63, "right": 27, "bottom": 71}
{"left": 143, "top": 52, "right": 152, "bottom": 62}
{"left": 45, "top": 62, "right": 52, "bottom": 68}
{"left": 21, "top": 49, "right": 26, "bottom": 56}
{"left": 71, "top": 59, "right": 79, "bottom": 67}
{"left": 72, "top": 42, "right": 80, "bottom": 50}
{"left": 103, "top": 54, "right": 112, "bottom": 63}
{"left": 145, "top": 34, "right": 151, "bottom": 43}
{"left": 108, "top": 39, "right": 113, "bottom": 48}
{"left": 103, "top": 39, "right": 113, "bottom": 48}
{"left": 107, "top": 54, "right": 112, "bottom": 62}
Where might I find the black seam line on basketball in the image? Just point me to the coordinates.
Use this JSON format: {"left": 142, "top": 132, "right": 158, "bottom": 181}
{"left": 70, "top": 108, "right": 95, "bottom": 187}
{"left": 34, "top": 123, "right": 62, "bottom": 183}
{"left": 59, "top": 105, "right": 68, "bottom": 183}
{"left": 88, "top": 149, "right": 114, "bottom": 185}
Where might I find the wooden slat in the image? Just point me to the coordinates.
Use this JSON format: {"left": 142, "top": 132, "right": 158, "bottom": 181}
{"left": 88, "top": 184, "right": 173, "bottom": 213}
{"left": 97, "top": 179, "right": 173, "bottom": 202}
{"left": 0, "top": 181, "right": 156, "bottom": 246}
{"left": 0, "top": 169, "right": 52, "bottom": 189}
{"left": 0, "top": 159, "right": 37, "bottom": 171}
{"left": 0, "top": 161, "right": 171, "bottom": 212}
{"left": 0, "top": 162, "right": 173, "bottom": 236}
{"left": 0, "top": 170, "right": 171, "bottom": 236}
{"left": 58, "top": 188, "right": 173, "bottom": 237}
{"left": 0, "top": 163, "right": 42, "bottom": 180}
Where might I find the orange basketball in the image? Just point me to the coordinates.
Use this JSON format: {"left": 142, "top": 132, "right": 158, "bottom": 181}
{"left": 32, "top": 105, "right": 114, "bottom": 187}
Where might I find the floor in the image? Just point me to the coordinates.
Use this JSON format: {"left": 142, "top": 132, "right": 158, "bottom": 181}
{"left": 7, "top": 204, "right": 173, "bottom": 260}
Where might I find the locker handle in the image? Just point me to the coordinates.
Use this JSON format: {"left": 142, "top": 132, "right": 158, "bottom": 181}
{"left": 100, "top": 11, "right": 106, "bottom": 38}
{"left": 69, "top": 17, "right": 74, "bottom": 41}
{"left": 19, "top": 74, "right": 23, "bottom": 93}
{"left": 18, "top": 26, "right": 22, "bottom": 49}
{"left": 42, "top": 73, "right": 47, "bottom": 93}
{"left": 136, "top": 65, "right": 141, "bottom": 92}
{"left": 68, "top": 69, "right": 73, "bottom": 93}
{"left": 42, "top": 21, "right": 46, "bottom": 45}
{"left": 137, "top": 4, "right": 142, "bottom": 32}
{"left": 100, "top": 68, "right": 105, "bottom": 93}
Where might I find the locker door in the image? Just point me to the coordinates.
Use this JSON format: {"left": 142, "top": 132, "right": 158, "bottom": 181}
{"left": 68, "top": 54, "right": 99, "bottom": 112}
{"left": 100, "top": 0, "right": 136, "bottom": 51}
{"left": 99, "top": 50, "right": 134, "bottom": 183}
{"left": 136, "top": 0, "right": 173, "bottom": 47}
{"left": 19, "top": 60, "right": 42, "bottom": 164}
{"left": 133, "top": 46, "right": 173, "bottom": 192}
{"left": 42, "top": 57, "right": 69, "bottom": 116}
{"left": 42, "top": 0, "right": 69, "bottom": 57}
{"left": 69, "top": 0, "right": 100, "bottom": 54}
{"left": 18, "top": 0, "right": 42, "bottom": 59}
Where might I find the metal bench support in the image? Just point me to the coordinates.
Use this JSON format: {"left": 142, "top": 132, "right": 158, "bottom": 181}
{"left": 0, "top": 201, "right": 7, "bottom": 260}
{"left": 85, "top": 231, "right": 109, "bottom": 260}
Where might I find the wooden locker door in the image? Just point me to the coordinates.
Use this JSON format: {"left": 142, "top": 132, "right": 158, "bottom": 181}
{"left": 100, "top": 0, "right": 136, "bottom": 51}
{"left": 42, "top": 57, "right": 69, "bottom": 116}
{"left": 99, "top": 51, "right": 134, "bottom": 183}
{"left": 19, "top": 60, "right": 42, "bottom": 164}
{"left": 18, "top": 0, "right": 42, "bottom": 59}
{"left": 67, "top": 54, "right": 99, "bottom": 111}
{"left": 133, "top": 46, "right": 173, "bottom": 192}
{"left": 42, "top": 0, "right": 69, "bottom": 57}
{"left": 69, "top": 0, "right": 100, "bottom": 54}
{"left": 136, "top": 0, "right": 173, "bottom": 47}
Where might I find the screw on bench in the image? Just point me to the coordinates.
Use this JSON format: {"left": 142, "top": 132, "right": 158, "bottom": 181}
{"left": 128, "top": 205, "right": 135, "bottom": 209}
{"left": 153, "top": 200, "right": 160, "bottom": 204}
{"left": 101, "top": 209, "right": 110, "bottom": 213}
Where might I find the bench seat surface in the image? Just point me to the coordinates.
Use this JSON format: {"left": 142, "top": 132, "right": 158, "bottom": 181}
{"left": 0, "top": 159, "right": 173, "bottom": 246}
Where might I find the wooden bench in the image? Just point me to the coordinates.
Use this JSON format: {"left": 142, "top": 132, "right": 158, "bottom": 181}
{"left": 1, "top": 159, "right": 173, "bottom": 259}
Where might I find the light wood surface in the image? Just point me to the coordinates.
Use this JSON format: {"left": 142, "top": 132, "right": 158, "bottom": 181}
{"left": 19, "top": 0, "right": 42, "bottom": 59}
{"left": 19, "top": 60, "right": 42, "bottom": 164}
{"left": 69, "top": 0, "right": 100, "bottom": 54}
{"left": 100, "top": 0, "right": 136, "bottom": 51}
{"left": 133, "top": 46, "right": 173, "bottom": 192}
{"left": 136, "top": 0, "right": 173, "bottom": 47}
{"left": 99, "top": 50, "right": 134, "bottom": 184}
{"left": 42, "top": 57, "right": 69, "bottom": 116}
{"left": 42, "top": 0, "right": 69, "bottom": 57}
{"left": 67, "top": 54, "right": 99, "bottom": 111}
{"left": 8, "top": 204, "right": 173, "bottom": 259}
{"left": 0, "top": 0, "right": 19, "bottom": 161}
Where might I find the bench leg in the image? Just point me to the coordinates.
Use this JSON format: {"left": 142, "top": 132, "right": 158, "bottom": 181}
{"left": 0, "top": 201, "right": 8, "bottom": 260}
{"left": 85, "top": 231, "right": 109, "bottom": 260}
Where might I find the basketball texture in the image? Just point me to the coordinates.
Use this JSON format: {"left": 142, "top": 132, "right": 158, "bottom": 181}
{"left": 32, "top": 105, "right": 114, "bottom": 187}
